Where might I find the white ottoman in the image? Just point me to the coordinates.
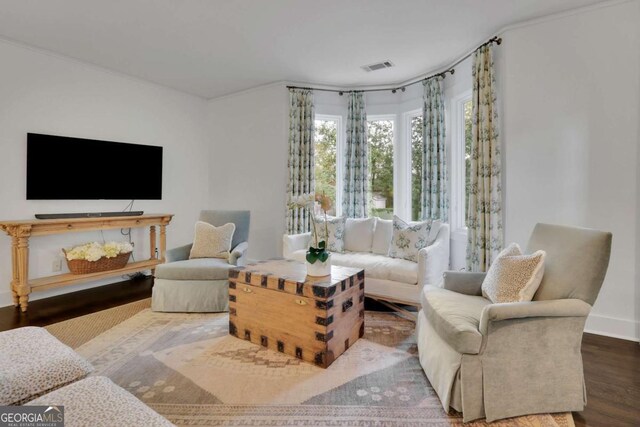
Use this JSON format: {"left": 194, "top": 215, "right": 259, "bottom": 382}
{"left": 0, "top": 327, "right": 93, "bottom": 405}
{"left": 27, "top": 376, "right": 173, "bottom": 427}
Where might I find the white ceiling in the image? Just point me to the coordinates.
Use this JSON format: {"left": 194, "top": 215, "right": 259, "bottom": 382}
{"left": 0, "top": 0, "right": 605, "bottom": 99}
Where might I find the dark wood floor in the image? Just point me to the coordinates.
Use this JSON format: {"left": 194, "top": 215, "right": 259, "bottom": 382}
{"left": 0, "top": 279, "right": 638, "bottom": 427}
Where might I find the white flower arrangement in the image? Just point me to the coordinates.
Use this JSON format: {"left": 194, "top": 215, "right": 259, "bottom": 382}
{"left": 65, "top": 241, "right": 134, "bottom": 262}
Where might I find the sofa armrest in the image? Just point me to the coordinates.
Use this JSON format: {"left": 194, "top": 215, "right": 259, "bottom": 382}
{"left": 479, "top": 299, "right": 592, "bottom": 335}
{"left": 229, "top": 241, "right": 249, "bottom": 266}
{"left": 166, "top": 244, "right": 192, "bottom": 263}
{"left": 282, "top": 232, "right": 312, "bottom": 259}
{"left": 417, "top": 241, "right": 449, "bottom": 287}
{"left": 442, "top": 271, "right": 486, "bottom": 295}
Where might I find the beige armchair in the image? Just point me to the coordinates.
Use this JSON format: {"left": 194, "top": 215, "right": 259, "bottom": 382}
{"left": 416, "top": 223, "right": 612, "bottom": 422}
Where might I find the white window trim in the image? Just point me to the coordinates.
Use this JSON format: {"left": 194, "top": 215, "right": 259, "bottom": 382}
{"left": 315, "top": 114, "right": 344, "bottom": 217}
{"left": 449, "top": 90, "right": 472, "bottom": 235}
{"left": 367, "top": 114, "right": 397, "bottom": 218}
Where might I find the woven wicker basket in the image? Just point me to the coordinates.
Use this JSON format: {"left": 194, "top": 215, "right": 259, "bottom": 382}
{"left": 63, "top": 250, "right": 131, "bottom": 275}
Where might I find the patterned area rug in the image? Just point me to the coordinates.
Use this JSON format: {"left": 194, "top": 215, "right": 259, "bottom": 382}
{"left": 68, "top": 308, "right": 573, "bottom": 426}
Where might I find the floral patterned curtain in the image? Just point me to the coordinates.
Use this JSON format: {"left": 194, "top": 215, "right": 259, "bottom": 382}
{"left": 287, "top": 88, "right": 315, "bottom": 234}
{"left": 421, "top": 76, "right": 448, "bottom": 222}
{"left": 342, "top": 92, "right": 369, "bottom": 218}
{"left": 467, "top": 45, "right": 503, "bottom": 272}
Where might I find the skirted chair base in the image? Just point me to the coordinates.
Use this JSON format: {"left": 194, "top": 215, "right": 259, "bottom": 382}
{"left": 152, "top": 279, "right": 229, "bottom": 313}
{"left": 151, "top": 210, "right": 251, "bottom": 313}
{"left": 416, "top": 223, "right": 611, "bottom": 422}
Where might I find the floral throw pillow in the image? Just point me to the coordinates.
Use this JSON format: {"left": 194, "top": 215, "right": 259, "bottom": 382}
{"left": 388, "top": 216, "right": 434, "bottom": 262}
{"left": 314, "top": 216, "right": 346, "bottom": 253}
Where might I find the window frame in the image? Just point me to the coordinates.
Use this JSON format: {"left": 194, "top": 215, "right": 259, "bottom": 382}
{"left": 314, "top": 114, "right": 344, "bottom": 217}
{"left": 449, "top": 90, "right": 472, "bottom": 234}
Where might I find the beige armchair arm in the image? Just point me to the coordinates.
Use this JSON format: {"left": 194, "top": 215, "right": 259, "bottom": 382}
{"left": 166, "top": 244, "right": 192, "bottom": 263}
{"left": 442, "top": 271, "right": 486, "bottom": 295}
{"left": 479, "top": 299, "right": 591, "bottom": 335}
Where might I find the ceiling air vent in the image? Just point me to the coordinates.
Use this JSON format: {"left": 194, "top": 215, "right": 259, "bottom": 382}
{"left": 361, "top": 60, "right": 394, "bottom": 72}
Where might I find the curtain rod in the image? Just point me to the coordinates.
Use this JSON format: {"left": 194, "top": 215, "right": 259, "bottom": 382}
{"left": 287, "top": 36, "right": 502, "bottom": 96}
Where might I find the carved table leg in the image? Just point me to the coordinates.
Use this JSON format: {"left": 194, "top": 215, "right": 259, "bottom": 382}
{"left": 10, "top": 235, "right": 19, "bottom": 306}
{"left": 149, "top": 225, "right": 157, "bottom": 275}
{"left": 16, "top": 232, "right": 31, "bottom": 312}
{"left": 159, "top": 225, "right": 167, "bottom": 263}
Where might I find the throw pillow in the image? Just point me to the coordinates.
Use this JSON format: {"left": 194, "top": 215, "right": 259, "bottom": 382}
{"left": 344, "top": 217, "right": 375, "bottom": 252}
{"left": 481, "top": 243, "right": 546, "bottom": 303}
{"left": 314, "top": 216, "right": 346, "bottom": 253}
{"left": 371, "top": 218, "right": 393, "bottom": 255}
{"left": 388, "top": 216, "right": 435, "bottom": 262}
{"left": 189, "top": 221, "right": 236, "bottom": 260}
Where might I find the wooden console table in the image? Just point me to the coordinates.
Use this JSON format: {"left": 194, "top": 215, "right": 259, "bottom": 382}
{"left": 0, "top": 214, "right": 173, "bottom": 312}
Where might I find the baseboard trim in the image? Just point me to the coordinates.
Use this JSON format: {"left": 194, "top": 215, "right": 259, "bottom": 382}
{"left": 585, "top": 313, "right": 639, "bottom": 342}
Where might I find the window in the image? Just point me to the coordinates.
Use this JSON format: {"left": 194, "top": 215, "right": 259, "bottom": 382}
{"left": 314, "top": 117, "right": 338, "bottom": 215}
{"left": 463, "top": 100, "right": 472, "bottom": 226}
{"left": 368, "top": 118, "right": 394, "bottom": 219}
{"left": 410, "top": 114, "right": 424, "bottom": 221}
{"left": 451, "top": 92, "right": 473, "bottom": 231}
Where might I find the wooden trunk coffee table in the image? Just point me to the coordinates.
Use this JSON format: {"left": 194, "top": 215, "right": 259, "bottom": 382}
{"left": 228, "top": 259, "right": 365, "bottom": 368}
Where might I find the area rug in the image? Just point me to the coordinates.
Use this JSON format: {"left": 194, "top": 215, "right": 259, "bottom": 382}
{"left": 57, "top": 307, "right": 573, "bottom": 426}
{"left": 45, "top": 298, "right": 151, "bottom": 348}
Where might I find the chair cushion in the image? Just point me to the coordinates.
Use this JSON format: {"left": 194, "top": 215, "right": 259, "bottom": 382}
{"left": 290, "top": 250, "right": 418, "bottom": 284}
{"left": 344, "top": 217, "right": 375, "bottom": 252}
{"left": 27, "top": 376, "right": 173, "bottom": 427}
{"left": 0, "top": 327, "right": 94, "bottom": 405}
{"left": 155, "top": 258, "right": 234, "bottom": 281}
{"left": 421, "top": 285, "right": 491, "bottom": 354}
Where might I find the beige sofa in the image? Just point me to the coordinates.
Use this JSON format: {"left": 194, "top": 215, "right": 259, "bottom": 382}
{"left": 416, "top": 223, "right": 612, "bottom": 422}
{"left": 283, "top": 217, "right": 450, "bottom": 306}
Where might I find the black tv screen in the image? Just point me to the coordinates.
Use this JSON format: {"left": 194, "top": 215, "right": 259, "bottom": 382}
{"left": 27, "top": 133, "right": 163, "bottom": 200}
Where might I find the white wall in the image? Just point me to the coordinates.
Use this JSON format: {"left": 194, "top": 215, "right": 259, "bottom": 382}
{"left": 207, "top": 84, "right": 289, "bottom": 259}
{"left": 0, "top": 40, "right": 211, "bottom": 306}
{"left": 206, "top": 2, "right": 640, "bottom": 341}
{"left": 498, "top": 0, "right": 640, "bottom": 340}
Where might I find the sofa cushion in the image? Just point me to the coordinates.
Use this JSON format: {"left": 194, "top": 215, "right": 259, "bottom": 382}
{"left": 344, "top": 217, "right": 375, "bottom": 252}
{"left": 290, "top": 250, "right": 418, "bottom": 284}
{"left": 27, "top": 376, "right": 173, "bottom": 427}
{"left": 155, "top": 258, "right": 234, "bottom": 281}
{"left": 0, "top": 327, "right": 94, "bottom": 405}
{"left": 371, "top": 218, "right": 393, "bottom": 255}
{"left": 421, "top": 285, "right": 491, "bottom": 354}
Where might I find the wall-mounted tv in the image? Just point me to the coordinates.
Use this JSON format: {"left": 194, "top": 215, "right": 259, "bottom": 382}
{"left": 27, "top": 133, "right": 163, "bottom": 200}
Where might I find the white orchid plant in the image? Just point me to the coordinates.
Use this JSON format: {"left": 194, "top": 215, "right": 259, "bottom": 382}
{"left": 288, "top": 192, "right": 332, "bottom": 264}
{"left": 65, "top": 241, "right": 134, "bottom": 262}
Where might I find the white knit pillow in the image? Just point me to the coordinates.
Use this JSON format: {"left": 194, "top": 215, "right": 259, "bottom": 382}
{"left": 481, "top": 243, "right": 546, "bottom": 303}
{"left": 189, "top": 221, "right": 235, "bottom": 260}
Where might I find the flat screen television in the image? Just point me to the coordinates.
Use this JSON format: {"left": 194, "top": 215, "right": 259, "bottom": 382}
{"left": 27, "top": 133, "right": 163, "bottom": 200}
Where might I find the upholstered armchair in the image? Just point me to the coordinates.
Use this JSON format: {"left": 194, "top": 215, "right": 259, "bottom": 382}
{"left": 151, "top": 210, "right": 250, "bottom": 313}
{"left": 416, "top": 223, "right": 612, "bottom": 422}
